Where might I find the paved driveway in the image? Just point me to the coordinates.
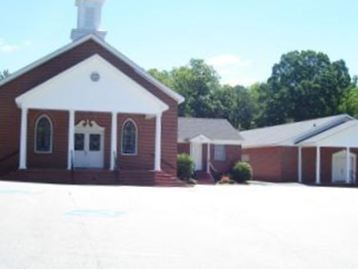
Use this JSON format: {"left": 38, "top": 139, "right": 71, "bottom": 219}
{"left": 0, "top": 181, "right": 357, "bottom": 269}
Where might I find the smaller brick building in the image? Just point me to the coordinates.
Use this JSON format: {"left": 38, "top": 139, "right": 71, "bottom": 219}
{"left": 178, "top": 118, "right": 242, "bottom": 182}
{"left": 241, "top": 115, "right": 358, "bottom": 185}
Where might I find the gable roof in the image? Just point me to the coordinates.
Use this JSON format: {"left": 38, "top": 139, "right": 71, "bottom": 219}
{"left": 241, "top": 114, "right": 354, "bottom": 148}
{"left": 178, "top": 117, "right": 243, "bottom": 144}
{"left": 298, "top": 120, "right": 358, "bottom": 147}
{"left": 15, "top": 55, "right": 169, "bottom": 114}
{"left": 0, "top": 34, "right": 184, "bottom": 104}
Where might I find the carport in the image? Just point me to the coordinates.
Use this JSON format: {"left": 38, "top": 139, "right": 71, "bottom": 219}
{"left": 297, "top": 121, "right": 358, "bottom": 185}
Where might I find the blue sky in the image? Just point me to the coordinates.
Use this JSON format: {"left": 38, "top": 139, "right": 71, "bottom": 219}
{"left": 0, "top": 0, "right": 357, "bottom": 86}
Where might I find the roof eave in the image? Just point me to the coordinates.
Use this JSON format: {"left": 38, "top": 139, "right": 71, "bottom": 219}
{"left": 0, "top": 34, "right": 185, "bottom": 104}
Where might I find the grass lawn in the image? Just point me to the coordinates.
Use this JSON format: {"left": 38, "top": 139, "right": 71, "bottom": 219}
{"left": 0, "top": 181, "right": 357, "bottom": 269}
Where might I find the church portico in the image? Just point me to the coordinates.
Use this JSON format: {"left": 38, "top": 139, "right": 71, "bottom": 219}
{"left": 0, "top": 0, "right": 184, "bottom": 186}
{"left": 22, "top": 109, "right": 162, "bottom": 173}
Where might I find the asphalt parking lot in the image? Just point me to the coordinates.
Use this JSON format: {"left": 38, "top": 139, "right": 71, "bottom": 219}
{"left": 0, "top": 181, "right": 357, "bottom": 269}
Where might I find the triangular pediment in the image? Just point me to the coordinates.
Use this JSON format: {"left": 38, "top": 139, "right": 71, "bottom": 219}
{"left": 16, "top": 54, "right": 168, "bottom": 115}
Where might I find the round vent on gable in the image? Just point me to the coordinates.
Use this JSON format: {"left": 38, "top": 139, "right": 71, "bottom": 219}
{"left": 90, "top": 72, "right": 101, "bottom": 82}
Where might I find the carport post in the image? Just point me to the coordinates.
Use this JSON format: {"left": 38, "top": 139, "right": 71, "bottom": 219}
{"left": 206, "top": 143, "right": 211, "bottom": 173}
{"left": 346, "top": 147, "right": 351, "bottom": 184}
{"left": 298, "top": 146, "right": 302, "bottom": 183}
{"left": 316, "top": 146, "right": 321, "bottom": 185}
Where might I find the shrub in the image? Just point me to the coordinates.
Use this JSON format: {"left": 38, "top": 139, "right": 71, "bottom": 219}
{"left": 177, "top": 154, "right": 195, "bottom": 181}
{"left": 231, "top": 162, "right": 253, "bottom": 183}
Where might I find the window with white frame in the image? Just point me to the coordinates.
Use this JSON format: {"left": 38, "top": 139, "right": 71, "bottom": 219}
{"left": 242, "top": 154, "right": 250, "bottom": 162}
{"left": 121, "top": 120, "right": 137, "bottom": 155}
{"left": 214, "top": 145, "right": 226, "bottom": 161}
{"left": 35, "top": 115, "right": 53, "bottom": 153}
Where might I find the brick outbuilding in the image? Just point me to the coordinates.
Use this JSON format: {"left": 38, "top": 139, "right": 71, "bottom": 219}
{"left": 241, "top": 115, "right": 358, "bottom": 185}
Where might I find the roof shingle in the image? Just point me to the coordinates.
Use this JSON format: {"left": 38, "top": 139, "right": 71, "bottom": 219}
{"left": 178, "top": 118, "right": 243, "bottom": 143}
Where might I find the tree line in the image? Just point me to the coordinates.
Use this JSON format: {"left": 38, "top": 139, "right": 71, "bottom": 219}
{"left": 149, "top": 50, "right": 358, "bottom": 130}
{"left": 1, "top": 50, "right": 358, "bottom": 130}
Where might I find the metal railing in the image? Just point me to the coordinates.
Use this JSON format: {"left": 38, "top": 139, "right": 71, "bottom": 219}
{"left": 208, "top": 162, "right": 221, "bottom": 182}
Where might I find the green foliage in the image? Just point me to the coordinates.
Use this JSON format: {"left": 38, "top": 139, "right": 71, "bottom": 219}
{"left": 210, "top": 85, "right": 256, "bottom": 130}
{"left": 0, "top": 70, "right": 10, "bottom": 81}
{"left": 339, "top": 86, "right": 358, "bottom": 117}
{"left": 177, "top": 154, "right": 195, "bottom": 181}
{"left": 231, "top": 162, "right": 253, "bottom": 183}
{"left": 149, "top": 59, "right": 256, "bottom": 130}
{"left": 149, "top": 50, "right": 354, "bottom": 129}
{"left": 256, "top": 51, "right": 351, "bottom": 126}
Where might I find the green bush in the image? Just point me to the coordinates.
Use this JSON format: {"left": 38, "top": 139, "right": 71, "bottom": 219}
{"left": 231, "top": 162, "right": 253, "bottom": 183}
{"left": 177, "top": 154, "right": 195, "bottom": 181}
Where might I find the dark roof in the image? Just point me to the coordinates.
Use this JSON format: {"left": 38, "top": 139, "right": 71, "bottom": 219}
{"left": 178, "top": 117, "right": 243, "bottom": 142}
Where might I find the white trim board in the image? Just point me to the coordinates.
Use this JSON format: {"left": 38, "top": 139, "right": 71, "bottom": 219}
{"left": 1, "top": 34, "right": 184, "bottom": 104}
{"left": 16, "top": 54, "right": 168, "bottom": 115}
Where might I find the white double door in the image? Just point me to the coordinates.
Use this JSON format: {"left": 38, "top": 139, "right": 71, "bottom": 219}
{"left": 332, "top": 151, "right": 357, "bottom": 183}
{"left": 74, "top": 121, "right": 105, "bottom": 169}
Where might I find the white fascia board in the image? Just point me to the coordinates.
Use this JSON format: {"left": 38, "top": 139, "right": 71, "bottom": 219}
{"left": 297, "top": 122, "right": 358, "bottom": 148}
{"left": 16, "top": 54, "right": 168, "bottom": 114}
{"left": 293, "top": 115, "right": 354, "bottom": 144}
{"left": 241, "top": 143, "right": 293, "bottom": 149}
{"left": 1, "top": 35, "right": 185, "bottom": 104}
{"left": 178, "top": 137, "right": 242, "bottom": 145}
{"left": 210, "top": 140, "right": 242, "bottom": 145}
{"left": 189, "top": 135, "right": 211, "bottom": 144}
{"left": 95, "top": 36, "right": 185, "bottom": 104}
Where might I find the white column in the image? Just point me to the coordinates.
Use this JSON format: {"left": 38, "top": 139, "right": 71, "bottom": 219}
{"left": 346, "top": 147, "right": 351, "bottom": 184}
{"left": 67, "top": 110, "right": 75, "bottom": 170}
{"left": 110, "top": 112, "right": 118, "bottom": 171}
{"left": 206, "top": 143, "right": 211, "bottom": 173}
{"left": 19, "top": 108, "right": 28, "bottom": 170}
{"left": 316, "top": 146, "right": 321, "bottom": 185}
{"left": 298, "top": 146, "right": 303, "bottom": 183}
{"left": 154, "top": 113, "right": 162, "bottom": 171}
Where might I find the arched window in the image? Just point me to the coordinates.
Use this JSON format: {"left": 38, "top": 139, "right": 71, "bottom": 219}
{"left": 121, "top": 119, "right": 137, "bottom": 155}
{"left": 35, "top": 115, "right": 53, "bottom": 153}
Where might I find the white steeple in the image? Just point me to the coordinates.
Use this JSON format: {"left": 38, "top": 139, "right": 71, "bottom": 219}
{"left": 71, "top": 0, "right": 107, "bottom": 41}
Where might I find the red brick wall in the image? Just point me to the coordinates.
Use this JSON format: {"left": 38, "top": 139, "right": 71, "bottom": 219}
{"left": 243, "top": 146, "right": 358, "bottom": 184}
{"left": 208, "top": 145, "right": 242, "bottom": 174}
{"left": 24, "top": 111, "right": 167, "bottom": 172}
{"left": 28, "top": 110, "right": 68, "bottom": 169}
{"left": 281, "top": 147, "right": 298, "bottom": 181}
{"left": 242, "top": 147, "right": 285, "bottom": 182}
{"left": 177, "top": 142, "right": 241, "bottom": 174}
{"left": 0, "top": 39, "right": 178, "bottom": 176}
{"left": 117, "top": 115, "right": 155, "bottom": 171}
{"left": 178, "top": 143, "right": 190, "bottom": 155}
{"left": 302, "top": 147, "right": 358, "bottom": 185}
{"left": 242, "top": 147, "right": 298, "bottom": 182}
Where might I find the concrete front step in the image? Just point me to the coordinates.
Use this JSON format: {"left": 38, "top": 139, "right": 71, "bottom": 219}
{"left": 195, "top": 171, "right": 215, "bottom": 185}
{"left": 2, "top": 169, "right": 186, "bottom": 187}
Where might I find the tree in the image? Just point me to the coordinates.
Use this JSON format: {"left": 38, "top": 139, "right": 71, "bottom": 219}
{"left": 0, "top": 70, "right": 9, "bottom": 81}
{"left": 210, "top": 85, "right": 256, "bottom": 130}
{"left": 149, "top": 59, "right": 220, "bottom": 117}
{"left": 259, "top": 51, "right": 351, "bottom": 126}
{"left": 339, "top": 86, "right": 358, "bottom": 117}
